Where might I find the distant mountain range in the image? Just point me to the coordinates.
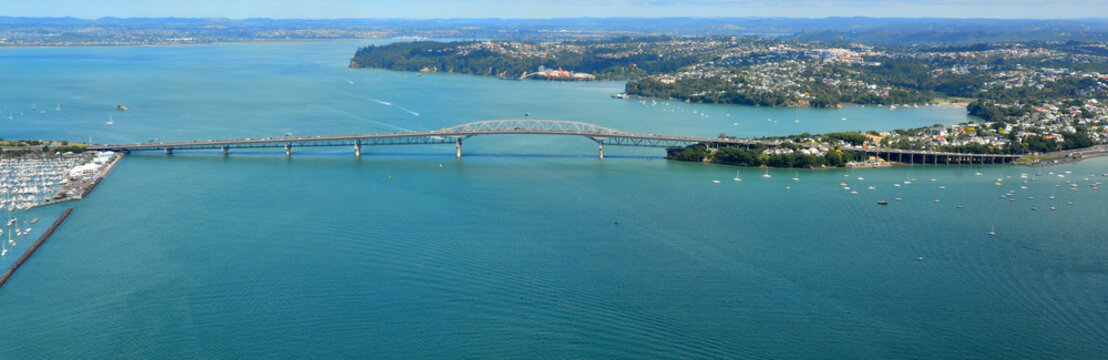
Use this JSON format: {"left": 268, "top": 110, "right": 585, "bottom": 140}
{"left": 3, "top": 16, "right": 1108, "bottom": 46}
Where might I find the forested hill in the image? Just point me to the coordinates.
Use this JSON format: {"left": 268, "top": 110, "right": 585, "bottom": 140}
{"left": 348, "top": 40, "right": 701, "bottom": 80}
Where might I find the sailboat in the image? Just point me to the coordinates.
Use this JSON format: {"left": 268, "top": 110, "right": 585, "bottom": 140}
{"left": 792, "top": 171, "right": 799, "bottom": 181}
{"left": 988, "top": 226, "right": 996, "bottom": 236}
{"left": 762, "top": 168, "right": 771, "bottom": 179}
{"left": 55, "top": 103, "right": 61, "bottom": 111}
{"left": 732, "top": 169, "right": 742, "bottom": 182}
{"left": 106, "top": 114, "right": 114, "bottom": 126}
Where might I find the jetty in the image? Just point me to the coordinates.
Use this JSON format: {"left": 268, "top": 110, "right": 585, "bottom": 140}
{"left": 0, "top": 207, "right": 74, "bottom": 290}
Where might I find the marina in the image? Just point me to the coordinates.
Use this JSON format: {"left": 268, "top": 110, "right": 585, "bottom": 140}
{"left": 1, "top": 151, "right": 119, "bottom": 263}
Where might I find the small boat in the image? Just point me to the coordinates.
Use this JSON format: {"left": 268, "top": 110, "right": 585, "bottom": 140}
{"left": 56, "top": 103, "right": 60, "bottom": 111}
{"left": 30, "top": 217, "right": 39, "bottom": 224}
{"left": 934, "top": 199, "right": 940, "bottom": 203}
{"left": 877, "top": 200, "right": 888, "bottom": 205}
{"left": 956, "top": 205, "right": 964, "bottom": 209}
{"left": 988, "top": 226, "right": 996, "bottom": 236}
{"left": 938, "top": 186, "right": 946, "bottom": 190}
{"left": 712, "top": 180, "right": 721, "bottom": 184}
{"left": 106, "top": 114, "right": 114, "bottom": 126}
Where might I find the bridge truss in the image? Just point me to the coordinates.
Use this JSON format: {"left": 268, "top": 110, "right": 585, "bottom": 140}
{"left": 84, "top": 119, "right": 1022, "bottom": 162}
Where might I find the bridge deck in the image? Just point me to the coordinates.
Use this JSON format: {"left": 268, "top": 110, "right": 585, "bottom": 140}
{"left": 85, "top": 119, "right": 1022, "bottom": 161}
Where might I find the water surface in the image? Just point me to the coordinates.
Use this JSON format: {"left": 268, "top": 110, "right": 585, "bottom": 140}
{"left": 0, "top": 41, "right": 1105, "bottom": 359}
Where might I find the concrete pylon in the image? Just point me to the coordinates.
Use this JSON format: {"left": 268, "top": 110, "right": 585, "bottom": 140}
{"left": 354, "top": 142, "right": 361, "bottom": 157}
{"left": 598, "top": 142, "right": 604, "bottom": 160}
{"left": 222, "top": 146, "right": 229, "bottom": 156}
{"left": 165, "top": 148, "right": 173, "bottom": 155}
{"left": 455, "top": 139, "right": 462, "bottom": 159}
{"left": 285, "top": 144, "right": 292, "bottom": 157}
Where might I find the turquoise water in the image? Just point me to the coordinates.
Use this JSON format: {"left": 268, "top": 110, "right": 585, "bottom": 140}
{"left": 1, "top": 41, "right": 1107, "bottom": 358}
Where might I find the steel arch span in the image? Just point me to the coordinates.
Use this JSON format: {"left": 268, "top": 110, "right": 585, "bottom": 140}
{"left": 437, "top": 119, "right": 622, "bottom": 135}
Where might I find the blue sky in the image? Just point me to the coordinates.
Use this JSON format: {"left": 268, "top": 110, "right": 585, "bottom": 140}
{"left": 2, "top": 0, "right": 1105, "bottom": 19}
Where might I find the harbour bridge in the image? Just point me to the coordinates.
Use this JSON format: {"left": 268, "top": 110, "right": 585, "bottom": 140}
{"left": 86, "top": 119, "right": 1022, "bottom": 164}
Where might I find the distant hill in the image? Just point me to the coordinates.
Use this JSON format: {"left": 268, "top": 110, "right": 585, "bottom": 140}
{"left": 2, "top": 16, "right": 1108, "bottom": 46}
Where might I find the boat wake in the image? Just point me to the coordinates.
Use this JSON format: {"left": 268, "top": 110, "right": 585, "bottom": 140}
{"left": 396, "top": 106, "right": 420, "bottom": 116}
{"left": 368, "top": 98, "right": 392, "bottom": 106}
{"left": 325, "top": 108, "right": 413, "bottom": 133}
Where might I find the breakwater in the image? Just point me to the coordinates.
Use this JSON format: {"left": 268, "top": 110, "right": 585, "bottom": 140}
{"left": 0, "top": 207, "right": 75, "bottom": 290}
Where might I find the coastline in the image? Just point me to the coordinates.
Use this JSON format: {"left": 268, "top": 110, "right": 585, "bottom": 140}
{"left": 29, "top": 152, "right": 124, "bottom": 210}
{"left": 0, "top": 38, "right": 375, "bottom": 49}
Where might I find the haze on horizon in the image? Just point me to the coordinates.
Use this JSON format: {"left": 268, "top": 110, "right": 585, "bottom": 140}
{"left": 2, "top": 0, "right": 1106, "bottom": 20}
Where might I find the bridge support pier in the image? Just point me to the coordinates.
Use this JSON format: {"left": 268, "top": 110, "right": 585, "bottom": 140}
{"left": 165, "top": 148, "right": 173, "bottom": 155}
{"left": 354, "top": 142, "right": 361, "bottom": 157}
{"left": 222, "top": 146, "right": 229, "bottom": 156}
{"left": 455, "top": 139, "right": 462, "bottom": 159}
{"left": 285, "top": 144, "right": 291, "bottom": 157}
{"left": 598, "top": 143, "right": 604, "bottom": 160}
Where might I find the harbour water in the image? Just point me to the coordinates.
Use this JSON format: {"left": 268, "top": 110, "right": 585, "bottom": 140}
{"left": 1, "top": 41, "right": 1106, "bottom": 358}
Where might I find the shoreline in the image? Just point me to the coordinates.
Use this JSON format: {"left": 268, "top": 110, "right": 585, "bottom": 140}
{"left": 0, "top": 207, "right": 75, "bottom": 291}
{"left": 0, "top": 38, "right": 375, "bottom": 49}
{"left": 29, "top": 152, "right": 124, "bottom": 210}
{"left": 81, "top": 153, "right": 124, "bottom": 199}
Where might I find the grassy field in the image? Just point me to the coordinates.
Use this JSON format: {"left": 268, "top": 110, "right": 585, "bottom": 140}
{"left": 1016, "top": 155, "right": 1064, "bottom": 163}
